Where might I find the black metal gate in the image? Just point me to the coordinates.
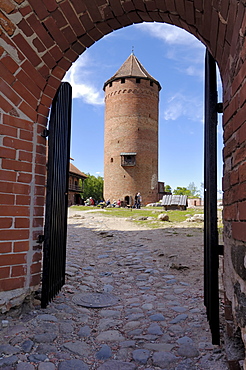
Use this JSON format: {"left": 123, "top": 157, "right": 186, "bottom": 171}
{"left": 204, "top": 49, "right": 222, "bottom": 345}
{"left": 41, "top": 82, "right": 72, "bottom": 308}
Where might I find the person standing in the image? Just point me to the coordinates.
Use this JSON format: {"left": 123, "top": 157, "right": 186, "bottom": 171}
{"left": 137, "top": 192, "right": 141, "bottom": 209}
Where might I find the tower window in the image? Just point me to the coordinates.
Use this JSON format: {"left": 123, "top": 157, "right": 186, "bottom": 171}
{"left": 150, "top": 81, "right": 153, "bottom": 86}
{"left": 110, "top": 157, "right": 113, "bottom": 163}
{"left": 109, "top": 82, "right": 112, "bottom": 87}
{"left": 121, "top": 153, "right": 136, "bottom": 167}
{"left": 121, "top": 78, "right": 125, "bottom": 84}
{"left": 136, "top": 78, "right": 140, "bottom": 83}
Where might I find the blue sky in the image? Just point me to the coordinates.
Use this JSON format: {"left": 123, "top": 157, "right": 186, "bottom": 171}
{"left": 63, "top": 22, "right": 223, "bottom": 195}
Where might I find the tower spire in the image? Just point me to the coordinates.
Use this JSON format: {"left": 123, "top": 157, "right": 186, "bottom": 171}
{"left": 103, "top": 53, "right": 161, "bottom": 91}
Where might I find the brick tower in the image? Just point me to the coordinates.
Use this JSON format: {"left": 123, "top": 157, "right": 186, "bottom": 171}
{"left": 103, "top": 53, "right": 161, "bottom": 206}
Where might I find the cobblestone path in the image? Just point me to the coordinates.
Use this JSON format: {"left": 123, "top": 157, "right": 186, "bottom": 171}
{"left": 0, "top": 210, "right": 228, "bottom": 369}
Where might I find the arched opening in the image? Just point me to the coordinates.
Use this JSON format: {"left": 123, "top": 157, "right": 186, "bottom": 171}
{"left": 62, "top": 23, "right": 223, "bottom": 201}
{"left": 124, "top": 195, "right": 130, "bottom": 206}
{"left": 0, "top": 1, "right": 245, "bottom": 367}
{"left": 43, "top": 21, "right": 224, "bottom": 338}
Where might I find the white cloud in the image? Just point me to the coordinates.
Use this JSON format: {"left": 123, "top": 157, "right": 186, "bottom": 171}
{"left": 184, "top": 65, "right": 204, "bottom": 79}
{"left": 136, "top": 22, "right": 204, "bottom": 80}
{"left": 163, "top": 92, "right": 203, "bottom": 122}
{"left": 136, "top": 22, "right": 203, "bottom": 48}
{"left": 164, "top": 96, "right": 184, "bottom": 121}
{"left": 171, "top": 61, "right": 204, "bottom": 82}
{"left": 63, "top": 52, "right": 104, "bottom": 105}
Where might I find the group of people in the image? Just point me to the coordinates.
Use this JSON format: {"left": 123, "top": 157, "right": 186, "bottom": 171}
{"left": 105, "top": 199, "right": 121, "bottom": 207}
{"left": 85, "top": 197, "right": 95, "bottom": 206}
{"left": 84, "top": 192, "right": 142, "bottom": 208}
{"left": 105, "top": 192, "right": 142, "bottom": 209}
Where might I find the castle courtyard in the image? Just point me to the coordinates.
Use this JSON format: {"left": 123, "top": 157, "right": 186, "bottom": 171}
{"left": 0, "top": 208, "right": 231, "bottom": 369}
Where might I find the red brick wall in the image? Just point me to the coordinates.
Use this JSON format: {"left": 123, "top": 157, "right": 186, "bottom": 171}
{"left": 0, "top": 112, "right": 44, "bottom": 309}
{"left": 0, "top": 2, "right": 245, "bottom": 348}
{"left": 104, "top": 78, "right": 159, "bottom": 205}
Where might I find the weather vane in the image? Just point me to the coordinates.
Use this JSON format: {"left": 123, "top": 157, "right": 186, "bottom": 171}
{"left": 132, "top": 46, "right": 134, "bottom": 55}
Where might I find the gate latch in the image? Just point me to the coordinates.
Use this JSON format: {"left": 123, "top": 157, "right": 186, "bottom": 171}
{"left": 41, "top": 129, "right": 49, "bottom": 138}
{"left": 37, "top": 234, "right": 45, "bottom": 243}
{"left": 217, "top": 102, "right": 223, "bottom": 113}
{"left": 218, "top": 244, "right": 224, "bottom": 256}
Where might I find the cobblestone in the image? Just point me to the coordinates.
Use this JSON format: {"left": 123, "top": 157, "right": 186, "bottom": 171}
{"left": 0, "top": 210, "right": 228, "bottom": 369}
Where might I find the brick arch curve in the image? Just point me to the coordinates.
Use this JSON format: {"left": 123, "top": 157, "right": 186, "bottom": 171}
{"left": 0, "top": 1, "right": 243, "bottom": 123}
{"left": 36, "top": 0, "right": 242, "bottom": 121}
{"left": 0, "top": 2, "right": 246, "bottom": 357}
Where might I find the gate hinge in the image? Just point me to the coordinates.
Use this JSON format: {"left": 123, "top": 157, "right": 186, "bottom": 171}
{"left": 41, "top": 129, "right": 49, "bottom": 138}
{"left": 217, "top": 102, "right": 223, "bottom": 113}
{"left": 37, "top": 234, "right": 45, "bottom": 244}
{"left": 218, "top": 244, "right": 224, "bottom": 255}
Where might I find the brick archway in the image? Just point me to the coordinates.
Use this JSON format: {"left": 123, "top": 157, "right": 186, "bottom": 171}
{"left": 0, "top": 0, "right": 245, "bottom": 360}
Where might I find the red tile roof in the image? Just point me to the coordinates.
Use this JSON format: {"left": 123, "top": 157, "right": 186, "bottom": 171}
{"left": 69, "top": 162, "right": 87, "bottom": 178}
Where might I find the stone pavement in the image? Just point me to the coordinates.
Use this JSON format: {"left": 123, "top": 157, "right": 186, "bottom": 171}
{"left": 0, "top": 210, "right": 228, "bottom": 369}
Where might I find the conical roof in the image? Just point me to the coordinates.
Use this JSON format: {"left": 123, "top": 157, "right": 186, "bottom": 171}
{"left": 103, "top": 53, "right": 161, "bottom": 90}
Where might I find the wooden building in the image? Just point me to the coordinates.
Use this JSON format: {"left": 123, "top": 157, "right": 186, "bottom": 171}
{"left": 161, "top": 195, "right": 188, "bottom": 211}
{"left": 68, "top": 163, "right": 87, "bottom": 206}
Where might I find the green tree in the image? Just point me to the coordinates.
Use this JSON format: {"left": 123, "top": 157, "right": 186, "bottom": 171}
{"left": 165, "top": 184, "right": 172, "bottom": 193}
{"left": 173, "top": 183, "right": 200, "bottom": 198}
{"left": 173, "top": 186, "right": 191, "bottom": 196}
{"left": 200, "top": 182, "right": 204, "bottom": 198}
{"left": 187, "top": 182, "right": 200, "bottom": 197}
{"left": 82, "top": 174, "right": 104, "bottom": 202}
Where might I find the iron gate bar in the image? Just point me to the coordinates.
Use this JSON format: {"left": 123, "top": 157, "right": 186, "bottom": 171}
{"left": 204, "top": 49, "right": 220, "bottom": 345}
{"left": 41, "top": 82, "right": 72, "bottom": 308}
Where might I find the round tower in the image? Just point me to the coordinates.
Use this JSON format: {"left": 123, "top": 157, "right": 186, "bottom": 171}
{"left": 103, "top": 53, "right": 161, "bottom": 206}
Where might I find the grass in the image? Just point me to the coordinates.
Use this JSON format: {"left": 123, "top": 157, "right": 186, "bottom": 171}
{"left": 70, "top": 205, "right": 98, "bottom": 211}
{"left": 101, "top": 207, "right": 203, "bottom": 223}
{"left": 70, "top": 205, "right": 208, "bottom": 227}
{"left": 70, "top": 205, "right": 223, "bottom": 230}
